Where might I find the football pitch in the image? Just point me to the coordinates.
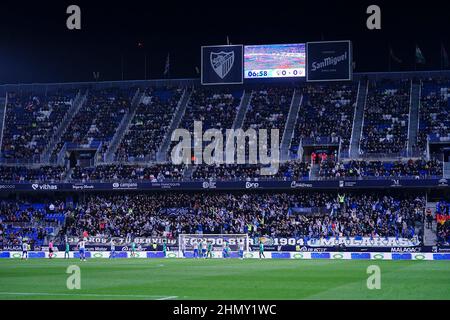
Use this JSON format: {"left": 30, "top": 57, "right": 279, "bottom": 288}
{"left": 0, "top": 259, "right": 449, "bottom": 300}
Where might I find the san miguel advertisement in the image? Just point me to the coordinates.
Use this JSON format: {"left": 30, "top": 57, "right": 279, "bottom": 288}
{"left": 306, "top": 40, "right": 353, "bottom": 82}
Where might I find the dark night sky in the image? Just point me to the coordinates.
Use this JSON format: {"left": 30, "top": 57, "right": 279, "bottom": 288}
{"left": 0, "top": 0, "right": 449, "bottom": 84}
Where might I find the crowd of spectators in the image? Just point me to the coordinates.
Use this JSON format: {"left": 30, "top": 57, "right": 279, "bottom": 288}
{"left": 0, "top": 158, "right": 442, "bottom": 182}
{"left": 191, "top": 161, "right": 311, "bottom": 181}
{"left": 116, "top": 87, "right": 183, "bottom": 162}
{"left": 70, "top": 163, "right": 184, "bottom": 181}
{"left": 243, "top": 86, "right": 293, "bottom": 133}
{"left": 418, "top": 78, "right": 450, "bottom": 151}
{"left": 360, "top": 79, "right": 410, "bottom": 155}
{"left": 192, "top": 164, "right": 262, "bottom": 181}
{"left": 52, "top": 88, "right": 132, "bottom": 159}
{"left": 180, "top": 88, "right": 242, "bottom": 132}
{"left": 0, "top": 199, "right": 65, "bottom": 247}
{"left": 435, "top": 200, "right": 450, "bottom": 245}
{"left": 292, "top": 83, "right": 356, "bottom": 152}
{"left": 1, "top": 90, "right": 76, "bottom": 162}
{"left": 319, "top": 159, "right": 443, "bottom": 179}
{"left": 0, "top": 165, "right": 66, "bottom": 182}
{"left": 167, "top": 88, "right": 242, "bottom": 160}
{"left": 57, "top": 192, "right": 425, "bottom": 240}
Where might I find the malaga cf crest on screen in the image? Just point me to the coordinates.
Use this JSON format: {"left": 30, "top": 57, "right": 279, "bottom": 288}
{"left": 210, "top": 51, "right": 235, "bottom": 79}
{"left": 201, "top": 45, "right": 243, "bottom": 85}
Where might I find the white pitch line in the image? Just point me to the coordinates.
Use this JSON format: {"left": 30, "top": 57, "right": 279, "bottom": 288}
{"left": 157, "top": 295, "right": 178, "bottom": 300}
{"left": 0, "top": 292, "right": 178, "bottom": 299}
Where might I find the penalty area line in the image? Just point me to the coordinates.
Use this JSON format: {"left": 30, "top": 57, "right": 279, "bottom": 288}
{"left": 0, "top": 292, "right": 178, "bottom": 299}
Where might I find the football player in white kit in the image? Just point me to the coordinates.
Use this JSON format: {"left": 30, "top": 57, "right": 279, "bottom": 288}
{"left": 22, "top": 241, "right": 28, "bottom": 260}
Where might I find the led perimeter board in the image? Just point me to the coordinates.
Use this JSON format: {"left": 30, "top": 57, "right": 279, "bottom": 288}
{"left": 244, "top": 43, "right": 306, "bottom": 79}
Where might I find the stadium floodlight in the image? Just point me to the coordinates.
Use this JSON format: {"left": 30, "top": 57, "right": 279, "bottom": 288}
{"left": 178, "top": 234, "right": 249, "bottom": 258}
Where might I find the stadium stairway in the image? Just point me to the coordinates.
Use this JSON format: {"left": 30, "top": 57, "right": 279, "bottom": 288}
{"left": 0, "top": 95, "right": 6, "bottom": 153}
{"left": 220, "top": 90, "right": 253, "bottom": 163}
{"left": 231, "top": 90, "right": 252, "bottom": 130}
{"left": 280, "top": 90, "right": 303, "bottom": 161}
{"left": 406, "top": 81, "right": 421, "bottom": 157}
{"left": 349, "top": 79, "right": 368, "bottom": 159}
{"left": 103, "top": 88, "right": 144, "bottom": 163}
{"left": 309, "top": 162, "right": 320, "bottom": 180}
{"left": 43, "top": 90, "right": 88, "bottom": 163}
{"left": 156, "top": 88, "right": 192, "bottom": 162}
{"left": 63, "top": 166, "right": 74, "bottom": 182}
{"left": 182, "top": 164, "right": 195, "bottom": 180}
{"left": 444, "top": 162, "right": 450, "bottom": 179}
{"left": 424, "top": 202, "right": 438, "bottom": 246}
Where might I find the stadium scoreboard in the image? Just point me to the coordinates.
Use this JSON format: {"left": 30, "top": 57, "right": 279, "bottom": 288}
{"left": 201, "top": 40, "right": 352, "bottom": 85}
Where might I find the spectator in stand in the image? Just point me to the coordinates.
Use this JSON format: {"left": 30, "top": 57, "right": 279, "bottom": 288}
{"left": 311, "top": 152, "right": 317, "bottom": 164}
{"left": 426, "top": 208, "right": 433, "bottom": 229}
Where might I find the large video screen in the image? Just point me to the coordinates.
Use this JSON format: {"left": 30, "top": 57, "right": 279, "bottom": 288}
{"left": 244, "top": 43, "right": 306, "bottom": 79}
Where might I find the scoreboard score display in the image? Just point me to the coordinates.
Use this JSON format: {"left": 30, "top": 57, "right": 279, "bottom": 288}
{"left": 244, "top": 43, "right": 306, "bottom": 79}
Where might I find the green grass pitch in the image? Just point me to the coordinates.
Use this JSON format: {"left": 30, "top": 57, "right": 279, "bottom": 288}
{"left": 0, "top": 259, "right": 449, "bottom": 300}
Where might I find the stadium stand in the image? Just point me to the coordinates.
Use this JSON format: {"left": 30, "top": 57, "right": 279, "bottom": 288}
{"left": 115, "top": 87, "right": 183, "bottom": 162}
{"left": 291, "top": 82, "right": 357, "bottom": 154}
{"left": 435, "top": 200, "right": 450, "bottom": 245}
{"left": 51, "top": 87, "right": 133, "bottom": 161}
{"left": 0, "top": 165, "right": 66, "bottom": 182}
{"left": 191, "top": 161, "right": 311, "bottom": 181}
{"left": 1, "top": 90, "right": 76, "bottom": 163}
{"left": 1, "top": 73, "right": 450, "bottom": 250}
{"left": 360, "top": 79, "right": 410, "bottom": 156}
{"left": 243, "top": 86, "right": 293, "bottom": 133}
{"left": 38, "top": 192, "right": 426, "bottom": 240}
{"left": 418, "top": 78, "right": 450, "bottom": 152}
{"left": 318, "top": 159, "right": 443, "bottom": 179}
{"left": 180, "top": 87, "right": 242, "bottom": 133}
{"left": 0, "top": 199, "right": 65, "bottom": 247}
{"left": 70, "top": 163, "right": 184, "bottom": 182}
{"left": 167, "top": 87, "right": 243, "bottom": 161}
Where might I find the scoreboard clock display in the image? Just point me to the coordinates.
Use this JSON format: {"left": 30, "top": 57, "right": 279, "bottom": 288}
{"left": 244, "top": 43, "right": 306, "bottom": 79}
